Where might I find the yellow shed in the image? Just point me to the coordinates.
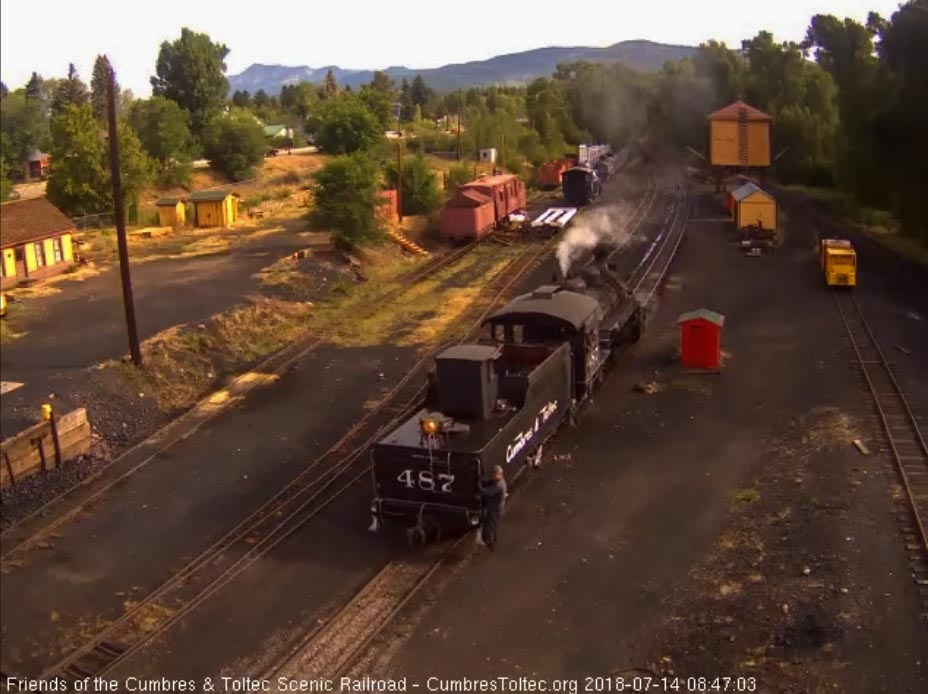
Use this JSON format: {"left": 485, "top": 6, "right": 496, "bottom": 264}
{"left": 189, "top": 190, "right": 240, "bottom": 228}
{"left": 155, "top": 198, "right": 186, "bottom": 228}
{"left": 731, "top": 182, "right": 776, "bottom": 231}
{"left": 707, "top": 100, "right": 772, "bottom": 168}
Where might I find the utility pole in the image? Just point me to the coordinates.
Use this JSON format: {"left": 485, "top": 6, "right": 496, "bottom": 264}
{"left": 500, "top": 132, "right": 505, "bottom": 174}
{"left": 456, "top": 112, "right": 462, "bottom": 161}
{"left": 107, "top": 66, "right": 142, "bottom": 367}
{"left": 396, "top": 141, "right": 403, "bottom": 224}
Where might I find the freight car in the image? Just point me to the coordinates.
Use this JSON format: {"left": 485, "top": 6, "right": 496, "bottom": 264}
{"left": 369, "top": 263, "right": 644, "bottom": 541}
{"left": 538, "top": 157, "right": 575, "bottom": 190}
{"left": 562, "top": 165, "right": 602, "bottom": 206}
{"left": 439, "top": 174, "right": 527, "bottom": 242}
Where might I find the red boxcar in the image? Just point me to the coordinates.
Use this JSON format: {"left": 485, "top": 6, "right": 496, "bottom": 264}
{"left": 440, "top": 174, "right": 526, "bottom": 241}
{"left": 538, "top": 158, "right": 572, "bottom": 190}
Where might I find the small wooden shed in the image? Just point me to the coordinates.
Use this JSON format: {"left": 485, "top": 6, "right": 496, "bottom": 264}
{"left": 678, "top": 309, "right": 725, "bottom": 370}
{"left": 730, "top": 182, "right": 776, "bottom": 231}
{"left": 189, "top": 190, "right": 240, "bottom": 228}
{"left": 155, "top": 198, "right": 186, "bottom": 228}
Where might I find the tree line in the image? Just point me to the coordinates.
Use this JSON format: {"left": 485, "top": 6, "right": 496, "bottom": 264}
{"left": 1, "top": 2, "right": 924, "bottom": 244}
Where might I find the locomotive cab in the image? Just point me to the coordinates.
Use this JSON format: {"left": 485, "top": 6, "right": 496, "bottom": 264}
{"left": 370, "top": 342, "right": 573, "bottom": 535}
{"left": 484, "top": 285, "right": 607, "bottom": 399}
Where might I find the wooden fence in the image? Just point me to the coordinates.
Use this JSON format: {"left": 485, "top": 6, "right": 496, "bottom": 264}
{"left": 1, "top": 408, "right": 92, "bottom": 488}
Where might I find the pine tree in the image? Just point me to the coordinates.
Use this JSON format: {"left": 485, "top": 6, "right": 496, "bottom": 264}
{"left": 25, "top": 72, "right": 42, "bottom": 101}
{"left": 399, "top": 78, "right": 413, "bottom": 121}
{"left": 90, "top": 55, "right": 115, "bottom": 121}
{"left": 0, "top": 82, "right": 8, "bottom": 100}
{"left": 322, "top": 69, "right": 338, "bottom": 98}
{"left": 52, "top": 63, "right": 89, "bottom": 115}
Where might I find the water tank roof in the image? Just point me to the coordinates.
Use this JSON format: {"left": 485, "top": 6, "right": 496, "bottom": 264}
{"left": 707, "top": 100, "right": 773, "bottom": 122}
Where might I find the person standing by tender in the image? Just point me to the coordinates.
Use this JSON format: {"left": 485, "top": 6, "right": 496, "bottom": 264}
{"left": 479, "top": 465, "right": 507, "bottom": 549}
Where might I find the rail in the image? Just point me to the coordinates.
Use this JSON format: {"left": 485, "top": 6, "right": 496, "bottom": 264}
{"left": 0, "top": 237, "right": 494, "bottom": 560}
{"left": 265, "top": 178, "right": 691, "bottom": 681}
{"left": 32, "top": 238, "right": 557, "bottom": 682}
{"left": 834, "top": 292, "right": 928, "bottom": 555}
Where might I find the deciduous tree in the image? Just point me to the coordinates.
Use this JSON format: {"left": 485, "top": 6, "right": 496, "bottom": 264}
{"left": 128, "top": 96, "right": 196, "bottom": 185}
{"left": 151, "top": 28, "right": 230, "bottom": 136}
{"left": 313, "top": 94, "right": 382, "bottom": 154}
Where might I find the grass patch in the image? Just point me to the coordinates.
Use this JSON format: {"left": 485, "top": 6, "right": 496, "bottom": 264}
{"left": 110, "top": 297, "right": 315, "bottom": 413}
{"left": 307, "top": 244, "right": 521, "bottom": 348}
{"left": 860, "top": 226, "right": 928, "bottom": 268}
{"left": 733, "top": 487, "right": 761, "bottom": 504}
{"left": 782, "top": 183, "right": 928, "bottom": 267}
{"left": 101, "top": 240, "right": 525, "bottom": 416}
{"left": 803, "top": 407, "right": 854, "bottom": 450}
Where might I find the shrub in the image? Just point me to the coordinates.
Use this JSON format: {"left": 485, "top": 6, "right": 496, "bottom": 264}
{"left": 445, "top": 162, "right": 473, "bottom": 192}
{"left": 384, "top": 154, "right": 442, "bottom": 215}
{"left": 311, "top": 152, "right": 383, "bottom": 247}
{"left": 202, "top": 109, "right": 266, "bottom": 181}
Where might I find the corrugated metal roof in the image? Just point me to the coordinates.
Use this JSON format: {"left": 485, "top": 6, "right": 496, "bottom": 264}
{"left": 189, "top": 190, "right": 239, "bottom": 202}
{"left": 156, "top": 197, "right": 184, "bottom": 206}
{"left": 707, "top": 100, "right": 773, "bottom": 122}
{"left": 677, "top": 309, "right": 725, "bottom": 326}
{"left": 0, "top": 197, "right": 75, "bottom": 248}
{"left": 731, "top": 182, "right": 774, "bottom": 203}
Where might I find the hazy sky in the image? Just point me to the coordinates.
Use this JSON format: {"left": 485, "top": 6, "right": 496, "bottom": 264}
{"left": 0, "top": 0, "right": 904, "bottom": 95}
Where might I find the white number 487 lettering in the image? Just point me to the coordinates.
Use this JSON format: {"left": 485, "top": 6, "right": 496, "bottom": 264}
{"left": 397, "top": 469, "right": 454, "bottom": 493}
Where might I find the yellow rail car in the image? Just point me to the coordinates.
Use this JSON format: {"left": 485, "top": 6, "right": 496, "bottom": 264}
{"left": 819, "top": 239, "right": 857, "bottom": 287}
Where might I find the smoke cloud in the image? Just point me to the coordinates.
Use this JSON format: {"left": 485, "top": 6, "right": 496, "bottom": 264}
{"left": 555, "top": 202, "right": 638, "bottom": 275}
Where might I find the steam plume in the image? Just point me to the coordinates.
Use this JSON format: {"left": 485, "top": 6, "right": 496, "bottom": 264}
{"left": 555, "top": 202, "right": 637, "bottom": 275}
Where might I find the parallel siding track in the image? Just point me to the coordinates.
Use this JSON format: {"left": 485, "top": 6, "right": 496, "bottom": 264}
{"left": 834, "top": 292, "right": 928, "bottom": 607}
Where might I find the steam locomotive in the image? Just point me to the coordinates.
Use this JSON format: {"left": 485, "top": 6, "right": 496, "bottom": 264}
{"left": 562, "top": 147, "right": 618, "bottom": 207}
{"left": 369, "top": 258, "right": 644, "bottom": 541}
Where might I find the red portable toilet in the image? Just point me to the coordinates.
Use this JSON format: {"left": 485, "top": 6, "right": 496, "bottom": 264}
{"left": 677, "top": 309, "right": 725, "bottom": 370}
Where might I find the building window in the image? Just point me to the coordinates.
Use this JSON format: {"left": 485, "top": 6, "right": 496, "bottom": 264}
{"left": 52, "top": 238, "right": 63, "bottom": 264}
{"left": 33, "top": 242, "right": 46, "bottom": 267}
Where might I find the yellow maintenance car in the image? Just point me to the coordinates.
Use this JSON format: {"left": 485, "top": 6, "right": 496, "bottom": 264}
{"left": 819, "top": 239, "right": 857, "bottom": 287}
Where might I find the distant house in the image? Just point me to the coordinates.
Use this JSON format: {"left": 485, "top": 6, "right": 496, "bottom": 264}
{"left": 1, "top": 198, "right": 76, "bottom": 289}
{"left": 189, "top": 190, "right": 240, "bottom": 228}
{"left": 26, "top": 150, "right": 50, "bottom": 180}
{"left": 262, "top": 124, "right": 292, "bottom": 140}
{"left": 155, "top": 198, "right": 187, "bottom": 228}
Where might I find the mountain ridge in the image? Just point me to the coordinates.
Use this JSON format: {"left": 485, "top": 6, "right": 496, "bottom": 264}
{"left": 228, "top": 40, "right": 695, "bottom": 95}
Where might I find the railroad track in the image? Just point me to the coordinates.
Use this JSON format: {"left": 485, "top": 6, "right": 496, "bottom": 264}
{"left": 631, "top": 187, "right": 689, "bottom": 302}
{"left": 834, "top": 292, "right": 928, "bottom": 599}
{"left": 0, "top": 235, "right": 497, "bottom": 563}
{"left": 264, "top": 178, "right": 690, "bottom": 681}
{"left": 27, "top": 237, "right": 557, "bottom": 684}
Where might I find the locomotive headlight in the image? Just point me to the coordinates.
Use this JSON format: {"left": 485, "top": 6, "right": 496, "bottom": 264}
{"left": 420, "top": 417, "right": 440, "bottom": 435}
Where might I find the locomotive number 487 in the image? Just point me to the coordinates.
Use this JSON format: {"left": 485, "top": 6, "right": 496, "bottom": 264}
{"left": 397, "top": 469, "right": 455, "bottom": 493}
